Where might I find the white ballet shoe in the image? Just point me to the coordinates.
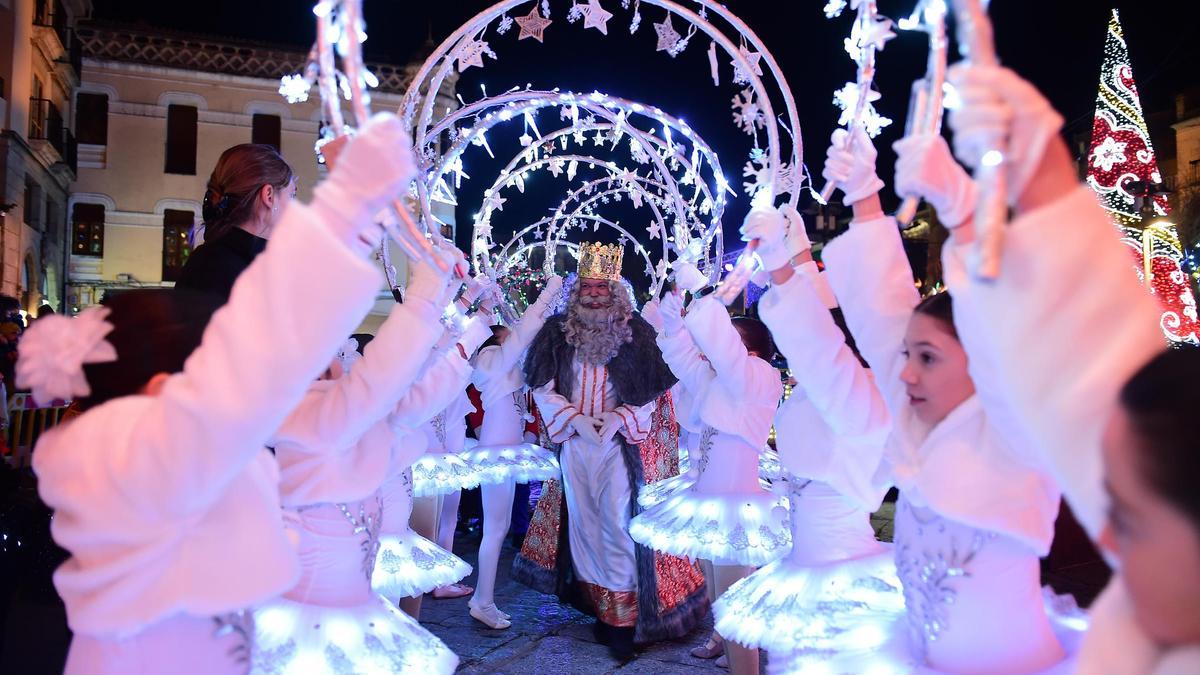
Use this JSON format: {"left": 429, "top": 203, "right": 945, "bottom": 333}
{"left": 468, "top": 600, "right": 512, "bottom": 629}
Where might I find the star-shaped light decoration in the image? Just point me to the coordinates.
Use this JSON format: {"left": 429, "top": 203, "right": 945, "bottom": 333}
{"left": 515, "top": 6, "right": 553, "bottom": 42}
{"left": 862, "top": 17, "right": 896, "bottom": 52}
{"left": 456, "top": 38, "right": 495, "bottom": 72}
{"left": 648, "top": 221, "right": 662, "bottom": 240}
{"left": 483, "top": 192, "right": 507, "bottom": 212}
{"left": 731, "top": 44, "right": 763, "bottom": 85}
{"left": 548, "top": 158, "right": 565, "bottom": 177}
{"left": 654, "top": 15, "right": 681, "bottom": 52}
{"left": 581, "top": 0, "right": 613, "bottom": 35}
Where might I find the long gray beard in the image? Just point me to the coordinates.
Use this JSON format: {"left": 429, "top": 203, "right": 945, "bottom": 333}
{"left": 564, "top": 302, "right": 633, "bottom": 366}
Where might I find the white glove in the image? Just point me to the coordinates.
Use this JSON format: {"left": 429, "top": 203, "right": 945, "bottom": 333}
{"left": 479, "top": 281, "right": 500, "bottom": 312}
{"left": 311, "top": 113, "right": 417, "bottom": 252}
{"left": 946, "top": 64, "right": 1064, "bottom": 205}
{"left": 673, "top": 261, "right": 707, "bottom": 293}
{"left": 571, "top": 415, "right": 604, "bottom": 445}
{"left": 659, "top": 290, "right": 686, "bottom": 336}
{"left": 598, "top": 411, "right": 624, "bottom": 444}
{"left": 641, "top": 299, "right": 665, "bottom": 333}
{"left": 780, "top": 205, "right": 811, "bottom": 256}
{"left": 405, "top": 249, "right": 456, "bottom": 306}
{"left": 822, "top": 127, "right": 885, "bottom": 205}
{"left": 740, "top": 207, "right": 789, "bottom": 271}
{"left": 893, "top": 134, "right": 979, "bottom": 228}
{"left": 460, "top": 275, "right": 488, "bottom": 306}
{"left": 531, "top": 274, "right": 564, "bottom": 312}
{"left": 457, "top": 314, "right": 493, "bottom": 356}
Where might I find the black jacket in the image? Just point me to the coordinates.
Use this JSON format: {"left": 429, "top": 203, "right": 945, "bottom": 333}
{"left": 174, "top": 228, "right": 268, "bottom": 302}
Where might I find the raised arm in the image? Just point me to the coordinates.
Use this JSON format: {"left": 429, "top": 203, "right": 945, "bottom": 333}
{"left": 474, "top": 275, "right": 563, "bottom": 380}
{"left": 938, "top": 65, "right": 1166, "bottom": 538}
{"left": 271, "top": 256, "right": 453, "bottom": 452}
{"left": 654, "top": 291, "right": 715, "bottom": 395}
{"left": 40, "top": 115, "right": 416, "bottom": 516}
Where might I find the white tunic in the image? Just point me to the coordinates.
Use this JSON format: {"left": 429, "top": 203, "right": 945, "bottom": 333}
{"left": 821, "top": 214, "right": 1068, "bottom": 673}
{"left": 636, "top": 296, "right": 788, "bottom": 565}
{"left": 942, "top": 187, "right": 1166, "bottom": 671}
{"left": 533, "top": 361, "right": 653, "bottom": 592}
{"left": 33, "top": 203, "right": 381, "bottom": 672}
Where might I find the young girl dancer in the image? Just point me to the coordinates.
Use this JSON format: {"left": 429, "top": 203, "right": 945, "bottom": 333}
{"left": 628, "top": 288, "right": 788, "bottom": 674}
{"left": 464, "top": 275, "right": 564, "bottom": 629}
{"left": 934, "top": 63, "right": 1194, "bottom": 674}
{"left": 249, "top": 250, "right": 461, "bottom": 674}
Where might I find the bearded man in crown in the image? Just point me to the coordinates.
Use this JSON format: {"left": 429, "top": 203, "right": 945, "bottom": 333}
{"left": 515, "top": 242, "right": 707, "bottom": 661}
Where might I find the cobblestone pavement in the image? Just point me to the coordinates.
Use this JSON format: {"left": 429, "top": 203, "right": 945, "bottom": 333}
{"left": 415, "top": 501, "right": 903, "bottom": 673}
{"left": 419, "top": 534, "right": 735, "bottom": 674}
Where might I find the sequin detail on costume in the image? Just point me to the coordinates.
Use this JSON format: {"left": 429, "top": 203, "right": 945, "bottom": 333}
{"left": 337, "top": 496, "right": 383, "bottom": 582}
{"left": 894, "top": 499, "right": 993, "bottom": 662}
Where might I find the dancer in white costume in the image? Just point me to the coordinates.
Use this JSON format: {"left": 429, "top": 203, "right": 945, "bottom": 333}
{"left": 251, "top": 242, "right": 462, "bottom": 675}
{"left": 629, "top": 283, "right": 788, "bottom": 675}
{"left": 24, "top": 114, "right": 412, "bottom": 675}
{"left": 632, "top": 269, "right": 709, "bottom": 513}
{"left": 373, "top": 315, "right": 493, "bottom": 616}
{"left": 410, "top": 281, "right": 490, "bottom": 503}
{"left": 413, "top": 390, "right": 477, "bottom": 600}
{"left": 749, "top": 125, "right": 1082, "bottom": 673}
{"left": 465, "top": 274, "right": 564, "bottom": 629}
{"left": 720, "top": 204, "right": 904, "bottom": 674}
{"left": 934, "top": 63, "right": 1199, "bottom": 675}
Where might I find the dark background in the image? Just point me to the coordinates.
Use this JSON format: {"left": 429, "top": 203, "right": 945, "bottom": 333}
{"left": 89, "top": 1, "right": 1200, "bottom": 273}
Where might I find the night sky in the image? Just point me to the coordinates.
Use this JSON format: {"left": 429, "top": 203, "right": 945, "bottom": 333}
{"left": 88, "top": 1, "right": 1200, "bottom": 278}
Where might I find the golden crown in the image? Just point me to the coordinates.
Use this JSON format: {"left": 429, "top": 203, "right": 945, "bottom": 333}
{"left": 577, "top": 242, "right": 624, "bottom": 281}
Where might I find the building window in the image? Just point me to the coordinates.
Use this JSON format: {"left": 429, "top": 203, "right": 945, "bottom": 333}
{"left": 23, "top": 179, "right": 37, "bottom": 225}
{"left": 251, "top": 114, "right": 281, "bottom": 151}
{"left": 72, "top": 203, "right": 104, "bottom": 257}
{"left": 76, "top": 92, "right": 108, "bottom": 145}
{"left": 162, "top": 209, "right": 193, "bottom": 282}
{"left": 164, "top": 104, "right": 198, "bottom": 175}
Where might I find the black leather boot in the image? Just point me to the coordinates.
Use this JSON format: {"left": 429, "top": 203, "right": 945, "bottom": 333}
{"left": 607, "top": 626, "right": 636, "bottom": 663}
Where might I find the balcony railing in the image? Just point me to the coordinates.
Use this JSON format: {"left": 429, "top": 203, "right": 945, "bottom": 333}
{"left": 28, "top": 98, "right": 75, "bottom": 174}
{"left": 34, "top": 0, "right": 69, "bottom": 50}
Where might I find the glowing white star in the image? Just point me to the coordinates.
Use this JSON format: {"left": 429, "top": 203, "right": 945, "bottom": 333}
{"left": 581, "top": 0, "right": 613, "bottom": 35}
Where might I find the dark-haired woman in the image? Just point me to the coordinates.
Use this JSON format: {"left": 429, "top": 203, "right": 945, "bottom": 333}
{"left": 725, "top": 128, "right": 1080, "bottom": 673}
{"left": 175, "top": 143, "right": 297, "bottom": 300}
{"left": 628, "top": 282, "right": 788, "bottom": 675}
{"left": 17, "top": 114, "right": 416, "bottom": 675}
{"left": 938, "top": 63, "right": 1199, "bottom": 673}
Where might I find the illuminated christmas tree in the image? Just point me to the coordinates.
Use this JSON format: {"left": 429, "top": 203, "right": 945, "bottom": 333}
{"left": 1085, "top": 8, "right": 1198, "bottom": 345}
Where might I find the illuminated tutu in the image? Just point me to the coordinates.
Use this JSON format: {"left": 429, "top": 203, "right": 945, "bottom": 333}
{"left": 410, "top": 452, "right": 480, "bottom": 497}
{"left": 251, "top": 594, "right": 458, "bottom": 674}
{"left": 372, "top": 531, "right": 471, "bottom": 602}
{"left": 628, "top": 488, "right": 790, "bottom": 566}
{"left": 461, "top": 442, "right": 559, "bottom": 486}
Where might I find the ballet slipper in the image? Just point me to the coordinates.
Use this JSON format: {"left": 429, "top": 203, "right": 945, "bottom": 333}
{"left": 468, "top": 599, "right": 511, "bottom": 629}
{"left": 690, "top": 634, "right": 725, "bottom": 659}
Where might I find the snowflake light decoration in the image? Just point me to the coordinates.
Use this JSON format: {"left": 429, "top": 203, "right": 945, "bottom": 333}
{"left": 731, "top": 89, "right": 765, "bottom": 135}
